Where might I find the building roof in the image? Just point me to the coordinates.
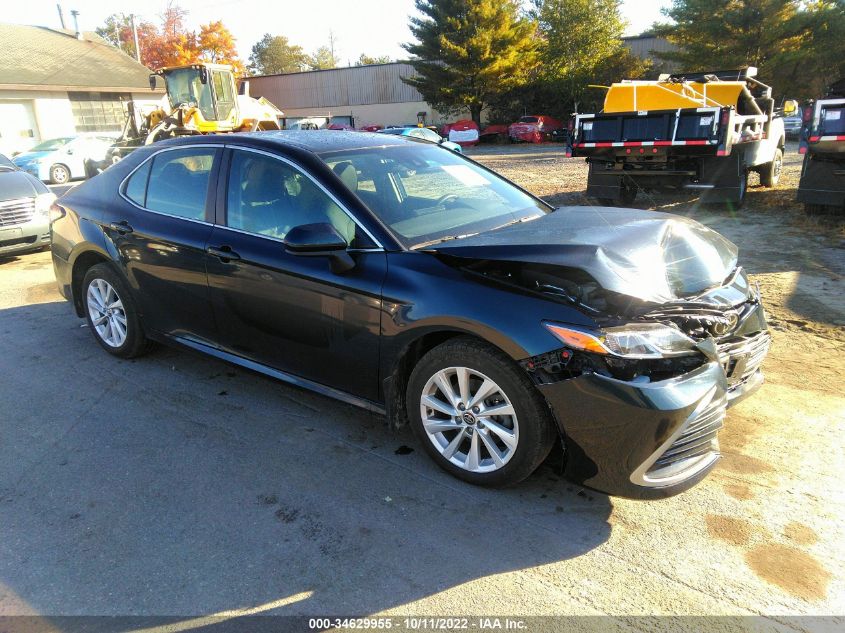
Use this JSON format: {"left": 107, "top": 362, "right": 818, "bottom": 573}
{"left": 0, "top": 23, "right": 160, "bottom": 92}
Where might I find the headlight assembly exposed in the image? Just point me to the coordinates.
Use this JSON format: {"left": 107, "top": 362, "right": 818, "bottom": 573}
{"left": 544, "top": 322, "right": 697, "bottom": 359}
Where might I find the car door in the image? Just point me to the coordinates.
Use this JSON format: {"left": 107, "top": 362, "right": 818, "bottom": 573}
{"left": 107, "top": 145, "right": 220, "bottom": 344}
{"left": 204, "top": 147, "right": 386, "bottom": 401}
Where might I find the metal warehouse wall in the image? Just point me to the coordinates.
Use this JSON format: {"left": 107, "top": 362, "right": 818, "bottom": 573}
{"left": 247, "top": 62, "right": 425, "bottom": 110}
{"left": 622, "top": 36, "right": 677, "bottom": 60}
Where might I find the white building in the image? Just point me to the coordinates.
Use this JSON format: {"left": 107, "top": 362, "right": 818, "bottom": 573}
{"left": 0, "top": 23, "right": 164, "bottom": 156}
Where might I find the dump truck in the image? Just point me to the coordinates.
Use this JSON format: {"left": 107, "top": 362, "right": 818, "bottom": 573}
{"left": 797, "top": 78, "right": 845, "bottom": 214}
{"left": 566, "top": 68, "right": 785, "bottom": 206}
{"left": 103, "top": 63, "right": 282, "bottom": 166}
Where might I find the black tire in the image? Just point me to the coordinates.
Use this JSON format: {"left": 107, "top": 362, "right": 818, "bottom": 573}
{"left": 619, "top": 180, "right": 638, "bottom": 205}
{"left": 735, "top": 169, "right": 748, "bottom": 207}
{"left": 82, "top": 263, "right": 150, "bottom": 358}
{"left": 759, "top": 148, "right": 783, "bottom": 187}
{"left": 406, "top": 337, "right": 556, "bottom": 487}
{"left": 49, "top": 164, "right": 70, "bottom": 185}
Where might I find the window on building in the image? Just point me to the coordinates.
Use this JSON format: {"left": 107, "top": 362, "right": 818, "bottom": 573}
{"left": 68, "top": 92, "right": 126, "bottom": 132}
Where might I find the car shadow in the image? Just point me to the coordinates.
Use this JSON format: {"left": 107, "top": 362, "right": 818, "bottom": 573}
{"left": 0, "top": 300, "right": 613, "bottom": 617}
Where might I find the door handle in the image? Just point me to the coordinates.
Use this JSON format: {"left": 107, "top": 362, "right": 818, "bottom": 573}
{"left": 207, "top": 245, "right": 241, "bottom": 262}
{"left": 109, "top": 221, "right": 133, "bottom": 234}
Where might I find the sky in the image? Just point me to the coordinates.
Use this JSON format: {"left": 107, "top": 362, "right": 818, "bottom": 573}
{"left": 3, "top": 0, "right": 673, "bottom": 65}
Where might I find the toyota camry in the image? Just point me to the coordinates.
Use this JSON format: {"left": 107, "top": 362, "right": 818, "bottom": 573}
{"left": 50, "top": 131, "right": 770, "bottom": 497}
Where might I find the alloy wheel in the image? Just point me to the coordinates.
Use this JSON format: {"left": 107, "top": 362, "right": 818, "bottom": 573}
{"left": 419, "top": 367, "right": 519, "bottom": 473}
{"left": 86, "top": 278, "right": 128, "bottom": 348}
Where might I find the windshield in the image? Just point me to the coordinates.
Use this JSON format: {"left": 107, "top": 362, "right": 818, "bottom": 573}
{"left": 164, "top": 68, "right": 216, "bottom": 121}
{"left": 320, "top": 144, "right": 550, "bottom": 248}
{"left": 30, "top": 137, "right": 74, "bottom": 152}
{"left": 519, "top": 116, "right": 539, "bottom": 123}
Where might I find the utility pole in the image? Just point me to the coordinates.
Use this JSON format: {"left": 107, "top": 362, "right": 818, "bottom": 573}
{"left": 56, "top": 3, "right": 66, "bottom": 29}
{"left": 130, "top": 14, "right": 141, "bottom": 63}
{"left": 329, "top": 29, "right": 337, "bottom": 66}
{"left": 70, "top": 9, "right": 81, "bottom": 40}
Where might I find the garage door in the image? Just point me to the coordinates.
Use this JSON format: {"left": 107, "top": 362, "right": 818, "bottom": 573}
{"left": 0, "top": 101, "right": 38, "bottom": 157}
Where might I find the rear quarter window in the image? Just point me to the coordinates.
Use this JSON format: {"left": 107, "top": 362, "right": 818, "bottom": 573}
{"left": 144, "top": 149, "right": 216, "bottom": 220}
{"left": 124, "top": 159, "right": 151, "bottom": 206}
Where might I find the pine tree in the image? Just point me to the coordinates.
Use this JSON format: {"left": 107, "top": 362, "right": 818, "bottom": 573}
{"left": 403, "top": 0, "right": 538, "bottom": 124}
{"left": 651, "top": 0, "right": 845, "bottom": 98}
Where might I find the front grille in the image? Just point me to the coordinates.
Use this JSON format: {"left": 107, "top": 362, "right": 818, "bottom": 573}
{"left": 0, "top": 235, "right": 37, "bottom": 248}
{"left": 0, "top": 197, "right": 36, "bottom": 227}
{"left": 649, "top": 392, "right": 727, "bottom": 474}
{"left": 717, "top": 330, "right": 771, "bottom": 392}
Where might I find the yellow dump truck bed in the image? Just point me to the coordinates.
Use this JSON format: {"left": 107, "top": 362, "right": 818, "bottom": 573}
{"left": 604, "top": 81, "right": 746, "bottom": 113}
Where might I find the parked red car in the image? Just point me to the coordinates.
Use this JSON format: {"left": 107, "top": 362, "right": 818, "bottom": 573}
{"left": 441, "top": 119, "right": 480, "bottom": 147}
{"left": 508, "top": 115, "right": 564, "bottom": 143}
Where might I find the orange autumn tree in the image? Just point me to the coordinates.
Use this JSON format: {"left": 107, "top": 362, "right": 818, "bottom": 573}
{"left": 97, "top": 3, "right": 244, "bottom": 73}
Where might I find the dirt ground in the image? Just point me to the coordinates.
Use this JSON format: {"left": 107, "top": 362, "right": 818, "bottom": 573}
{"left": 0, "top": 142, "right": 842, "bottom": 626}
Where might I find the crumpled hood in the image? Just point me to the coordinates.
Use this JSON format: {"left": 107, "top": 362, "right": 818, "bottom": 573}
{"left": 431, "top": 206, "right": 739, "bottom": 303}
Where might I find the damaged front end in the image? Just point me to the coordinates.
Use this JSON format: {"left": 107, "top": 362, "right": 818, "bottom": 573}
{"left": 432, "top": 207, "right": 770, "bottom": 497}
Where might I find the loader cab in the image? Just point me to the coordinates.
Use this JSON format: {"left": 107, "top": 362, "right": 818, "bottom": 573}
{"left": 152, "top": 64, "right": 239, "bottom": 130}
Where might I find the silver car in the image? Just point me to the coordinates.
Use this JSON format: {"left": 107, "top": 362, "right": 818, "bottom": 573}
{"left": 0, "top": 153, "right": 55, "bottom": 257}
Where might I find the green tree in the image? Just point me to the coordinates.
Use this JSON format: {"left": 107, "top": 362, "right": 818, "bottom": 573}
{"left": 402, "top": 0, "right": 538, "bottom": 125}
{"left": 651, "top": 0, "right": 845, "bottom": 98}
{"left": 248, "top": 34, "right": 307, "bottom": 75}
{"left": 307, "top": 46, "right": 339, "bottom": 70}
{"left": 532, "top": 0, "right": 647, "bottom": 114}
{"left": 356, "top": 53, "right": 392, "bottom": 66}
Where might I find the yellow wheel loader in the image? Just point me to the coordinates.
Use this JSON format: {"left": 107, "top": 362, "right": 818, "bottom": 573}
{"left": 102, "top": 63, "right": 283, "bottom": 167}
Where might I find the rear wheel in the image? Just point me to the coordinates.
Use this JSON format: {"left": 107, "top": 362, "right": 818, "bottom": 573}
{"left": 49, "top": 164, "right": 70, "bottom": 185}
{"left": 82, "top": 263, "right": 149, "bottom": 358}
{"left": 407, "top": 337, "right": 556, "bottom": 487}
{"left": 759, "top": 148, "right": 783, "bottom": 187}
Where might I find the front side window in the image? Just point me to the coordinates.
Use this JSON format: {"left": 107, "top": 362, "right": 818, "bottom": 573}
{"left": 320, "top": 144, "right": 549, "bottom": 248}
{"left": 212, "top": 71, "right": 235, "bottom": 120}
{"left": 143, "top": 148, "right": 216, "bottom": 220}
{"left": 226, "top": 150, "right": 357, "bottom": 245}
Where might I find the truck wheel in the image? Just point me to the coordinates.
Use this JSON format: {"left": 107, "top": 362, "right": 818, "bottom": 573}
{"left": 759, "top": 149, "right": 783, "bottom": 187}
{"left": 735, "top": 170, "right": 748, "bottom": 207}
{"left": 620, "top": 181, "right": 638, "bottom": 205}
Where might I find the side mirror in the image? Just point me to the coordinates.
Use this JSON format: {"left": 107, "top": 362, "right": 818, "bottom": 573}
{"left": 149, "top": 74, "right": 157, "bottom": 90}
{"left": 283, "top": 223, "right": 355, "bottom": 273}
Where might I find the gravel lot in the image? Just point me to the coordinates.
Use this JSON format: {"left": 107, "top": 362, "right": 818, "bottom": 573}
{"left": 0, "top": 143, "right": 842, "bottom": 627}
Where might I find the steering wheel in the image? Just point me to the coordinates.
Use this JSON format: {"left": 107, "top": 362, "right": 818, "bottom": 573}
{"left": 434, "top": 193, "right": 460, "bottom": 207}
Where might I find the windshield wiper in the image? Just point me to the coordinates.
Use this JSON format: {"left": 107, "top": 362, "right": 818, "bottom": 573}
{"left": 411, "top": 232, "right": 479, "bottom": 250}
{"left": 488, "top": 215, "right": 542, "bottom": 232}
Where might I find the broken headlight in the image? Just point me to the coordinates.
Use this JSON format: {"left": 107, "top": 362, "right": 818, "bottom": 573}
{"left": 544, "top": 322, "right": 697, "bottom": 359}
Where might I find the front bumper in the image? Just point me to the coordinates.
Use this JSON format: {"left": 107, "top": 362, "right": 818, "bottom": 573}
{"left": 0, "top": 216, "right": 50, "bottom": 256}
{"left": 538, "top": 325, "right": 769, "bottom": 499}
{"left": 540, "top": 361, "right": 729, "bottom": 498}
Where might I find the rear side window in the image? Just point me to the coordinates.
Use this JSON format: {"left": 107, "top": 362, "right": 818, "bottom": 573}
{"left": 144, "top": 149, "right": 216, "bottom": 220}
{"left": 821, "top": 106, "right": 845, "bottom": 136}
{"left": 124, "top": 160, "right": 151, "bottom": 206}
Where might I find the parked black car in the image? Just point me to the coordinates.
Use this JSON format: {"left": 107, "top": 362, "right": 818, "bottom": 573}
{"left": 51, "top": 131, "right": 770, "bottom": 497}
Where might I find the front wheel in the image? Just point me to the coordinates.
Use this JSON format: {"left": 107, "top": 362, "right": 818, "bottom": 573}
{"left": 82, "top": 263, "right": 149, "bottom": 358}
{"left": 407, "top": 337, "right": 556, "bottom": 487}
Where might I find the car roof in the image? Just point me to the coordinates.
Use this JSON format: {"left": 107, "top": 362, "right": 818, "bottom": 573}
{"left": 153, "top": 130, "right": 411, "bottom": 154}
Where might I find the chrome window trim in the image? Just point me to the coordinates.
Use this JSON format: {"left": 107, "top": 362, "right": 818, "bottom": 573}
{"left": 210, "top": 222, "right": 383, "bottom": 253}
{"left": 118, "top": 143, "right": 224, "bottom": 225}
{"left": 223, "top": 145, "right": 384, "bottom": 249}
